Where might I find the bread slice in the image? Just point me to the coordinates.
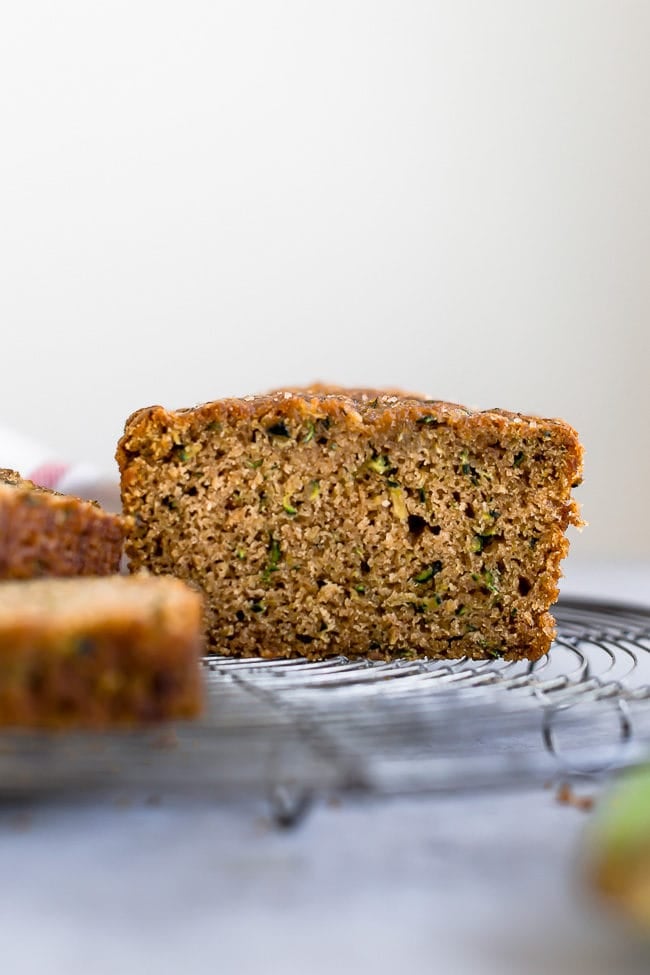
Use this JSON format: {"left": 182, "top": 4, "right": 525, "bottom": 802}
{"left": 117, "top": 390, "right": 583, "bottom": 661}
{"left": 0, "top": 468, "right": 125, "bottom": 579}
{"left": 0, "top": 575, "right": 204, "bottom": 728}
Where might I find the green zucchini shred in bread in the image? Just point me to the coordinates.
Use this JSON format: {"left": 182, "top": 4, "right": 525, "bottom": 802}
{"left": 0, "top": 575, "right": 204, "bottom": 728}
{"left": 116, "top": 389, "right": 584, "bottom": 661}
{"left": 0, "top": 468, "right": 125, "bottom": 579}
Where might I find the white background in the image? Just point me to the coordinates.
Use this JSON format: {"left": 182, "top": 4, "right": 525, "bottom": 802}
{"left": 0, "top": 1, "right": 648, "bottom": 558}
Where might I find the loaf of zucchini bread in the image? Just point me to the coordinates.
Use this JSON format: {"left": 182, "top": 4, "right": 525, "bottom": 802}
{"left": 0, "top": 575, "right": 204, "bottom": 728}
{"left": 0, "top": 469, "right": 125, "bottom": 579}
{"left": 117, "top": 390, "right": 583, "bottom": 661}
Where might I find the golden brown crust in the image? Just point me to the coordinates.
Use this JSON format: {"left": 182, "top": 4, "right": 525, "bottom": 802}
{"left": 0, "top": 575, "right": 204, "bottom": 728}
{"left": 0, "top": 470, "right": 125, "bottom": 579}
{"left": 0, "top": 468, "right": 31, "bottom": 488}
{"left": 268, "top": 383, "right": 430, "bottom": 401}
{"left": 120, "top": 392, "right": 582, "bottom": 455}
{"left": 117, "top": 391, "right": 584, "bottom": 662}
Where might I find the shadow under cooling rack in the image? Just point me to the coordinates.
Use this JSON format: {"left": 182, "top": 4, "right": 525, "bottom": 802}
{"left": 2, "top": 597, "right": 650, "bottom": 810}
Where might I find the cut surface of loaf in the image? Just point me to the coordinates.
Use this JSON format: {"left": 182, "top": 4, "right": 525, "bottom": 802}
{"left": 117, "top": 391, "right": 583, "bottom": 661}
{"left": 0, "top": 575, "right": 204, "bottom": 728}
{"left": 0, "top": 468, "right": 125, "bottom": 579}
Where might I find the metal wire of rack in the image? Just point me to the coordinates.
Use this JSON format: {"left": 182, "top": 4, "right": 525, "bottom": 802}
{"left": 2, "top": 597, "right": 650, "bottom": 819}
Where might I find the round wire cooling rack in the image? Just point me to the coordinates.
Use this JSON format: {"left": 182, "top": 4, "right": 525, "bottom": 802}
{"left": 2, "top": 596, "right": 650, "bottom": 818}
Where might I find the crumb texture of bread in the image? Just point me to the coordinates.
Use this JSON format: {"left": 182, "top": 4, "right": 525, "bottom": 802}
{"left": 117, "top": 391, "right": 583, "bottom": 662}
{"left": 0, "top": 469, "right": 125, "bottom": 579}
{"left": 0, "top": 575, "right": 204, "bottom": 728}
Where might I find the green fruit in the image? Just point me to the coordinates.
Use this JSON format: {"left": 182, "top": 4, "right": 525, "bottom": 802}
{"left": 584, "top": 767, "right": 650, "bottom": 928}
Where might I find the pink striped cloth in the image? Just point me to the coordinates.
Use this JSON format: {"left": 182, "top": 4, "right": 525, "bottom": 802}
{"left": 0, "top": 425, "right": 121, "bottom": 513}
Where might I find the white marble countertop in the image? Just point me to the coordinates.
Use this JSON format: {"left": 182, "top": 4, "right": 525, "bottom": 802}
{"left": 3, "top": 559, "right": 650, "bottom": 975}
